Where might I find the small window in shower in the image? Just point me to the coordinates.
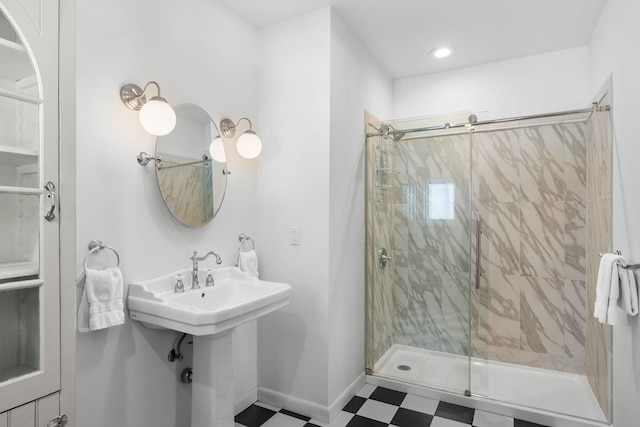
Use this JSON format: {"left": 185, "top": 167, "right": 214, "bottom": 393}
{"left": 427, "top": 180, "right": 455, "bottom": 220}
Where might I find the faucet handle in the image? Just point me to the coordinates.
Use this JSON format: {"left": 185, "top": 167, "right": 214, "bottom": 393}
{"left": 174, "top": 274, "right": 185, "bottom": 293}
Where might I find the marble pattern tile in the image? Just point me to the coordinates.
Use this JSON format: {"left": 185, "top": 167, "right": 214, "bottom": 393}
{"left": 585, "top": 194, "right": 612, "bottom": 421}
{"left": 408, "top": 218, "right": 443, "bottom": 273}
{"left": 442, "top": 221, "right": 471, "bottom": 274}
{"left": 564, "top": 201, "right": 586, "bottom": 280}
{"left": 520, "top": 276, "right": 565, "bottom": 356}
{"left": 473, "top": 130, "right": 520, "bottom": 203}
{"left": 486, "top": 274, "right": 521, "bottom": 350}
{"left": 585, "top": 107, "right": 612, "bottom": 421}
{"left": 520, "top": 202, "right": 565, "bottom": 278}
{"left": 585, "top": 318, "right": 611, "bottom": 418}
{"left": 587, "top": 111, "right": 613, "bottom": 201}
{"left": 392, "top": 204, "right": 410, "bottom": 269}
{"left": 519, "top": 125, "right": 565, "bottom": 202}
{"left": 485, "top": 345, "right": 520, "bottom": 364}
{"left": 564, "top": 280, "right": 586, "bottom": 360}
{"left": 393, "top": 268, "right": 444, "bottom": 351}
{"left": 563, "top": 122, "right": 587, "bottom": 202}
{"left": 366, "top": 133, "right": 397, "bottom": 367}
{"left": 477, "top": 202, "right": 520, "bottom": 276}
{"left": 519, "top": 350, "right": 585, "bottom": 375}
{"left": 441, "top": 272, "right": 471, "bottom": 356}
{"left": 439, "top": 134, "right": 471, "bottom": 207}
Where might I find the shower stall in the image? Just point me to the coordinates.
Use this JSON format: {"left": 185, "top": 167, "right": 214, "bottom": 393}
{"left": 365, "top": 104, "right": 613, "bottom": 424}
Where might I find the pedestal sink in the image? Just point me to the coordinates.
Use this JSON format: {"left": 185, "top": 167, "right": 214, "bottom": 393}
{"left": 127, "top": 267, "right": 291, "bottom": 427}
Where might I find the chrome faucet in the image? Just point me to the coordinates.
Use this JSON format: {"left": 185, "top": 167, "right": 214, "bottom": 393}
{"left": 190, "top": 250, "right": 222, "bottom": 289}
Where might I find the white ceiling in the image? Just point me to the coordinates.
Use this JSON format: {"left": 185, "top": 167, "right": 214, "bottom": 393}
{"left": 218, "top": 0, "right": 608, "bottom": 79}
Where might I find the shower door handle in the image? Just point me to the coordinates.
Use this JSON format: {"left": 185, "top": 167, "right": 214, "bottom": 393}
{"left": 475, "top": 218, "right": 482, "bottom": 289}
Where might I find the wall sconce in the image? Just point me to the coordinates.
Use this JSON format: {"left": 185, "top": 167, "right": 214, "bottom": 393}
{"left": 120, "top": 81, "right": 176, "bottom": 136}
{"left": 219, "top": 117, "right": 263, "bottom": 159}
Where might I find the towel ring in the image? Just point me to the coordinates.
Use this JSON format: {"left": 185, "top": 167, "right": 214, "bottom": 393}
{"left": 238, "top": 233, "right": 255, "bottom": 251}
{"left": 84, "top": 239, "right": 121, "bottom": 270}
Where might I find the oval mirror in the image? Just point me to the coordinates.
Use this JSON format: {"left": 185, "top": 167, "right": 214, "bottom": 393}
{"left": 155, "top": 104, "right": 227, "bottom": 227}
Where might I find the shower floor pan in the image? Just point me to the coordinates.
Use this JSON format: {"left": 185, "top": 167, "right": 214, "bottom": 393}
{"left": 374, "top": 344, "right": 607, "bottom": 423}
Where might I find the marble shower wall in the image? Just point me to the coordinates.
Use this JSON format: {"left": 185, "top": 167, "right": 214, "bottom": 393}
{"left": 365, "top": 128, "right": 397, "bottom": 370}
{"left": 585, "top": 109, "right": 612, "bottom": 420}
{"left": 391, "top": 122, "right": 589, "bottom": 374}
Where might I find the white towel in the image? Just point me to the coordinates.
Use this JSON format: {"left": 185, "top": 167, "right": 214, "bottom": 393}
{"left": 237, "top": 250, "right": 259, "bottom": 278}
{"left": 594, "top": 253, "right": 639, "bottom": 325}
{"left": 594, "top": 253, "right": 622, "bottom": 324}
{"left": 77, "top": 270, "right": 90, "bottom": 333}
{"left": 77, "top": 267, "right": 125, "bottom": 332}
{"left": 618, "top": 266, "right": 639, "bottom": 318}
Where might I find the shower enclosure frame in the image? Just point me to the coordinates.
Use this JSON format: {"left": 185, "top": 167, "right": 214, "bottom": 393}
{"left": 365, "top": 100, "right": 613, "bottom": 425}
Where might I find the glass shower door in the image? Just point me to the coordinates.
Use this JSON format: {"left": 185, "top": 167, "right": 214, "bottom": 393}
{"left": 367, "top": 123, "right": 477, "bottom": 396}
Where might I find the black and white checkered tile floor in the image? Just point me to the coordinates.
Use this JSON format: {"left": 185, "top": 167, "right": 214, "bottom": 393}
{"left": 235, "top": 384, "right": 550, "bottom": 427}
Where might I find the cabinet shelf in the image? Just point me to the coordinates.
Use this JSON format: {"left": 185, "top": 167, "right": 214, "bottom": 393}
{"left": 0, "top": 145, "right": 38, "bottom": 167}
{"left": 0, "top": 37, "right": 33, "bottom": 81}
{"left": 0, "top": 261, "right": 39, "bottom": 282}
{"left": 0, "top": 365, "right": 39, "bottom": 384}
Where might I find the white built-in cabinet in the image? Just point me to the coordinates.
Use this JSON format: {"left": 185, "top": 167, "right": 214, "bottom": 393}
{"left": 0, "top": 0, "right": 64, "bottom": 424}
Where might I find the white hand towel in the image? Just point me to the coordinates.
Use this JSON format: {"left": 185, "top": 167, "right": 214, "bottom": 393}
{"left": 606, "top": 260, "right": 620, "bottom": 325}
{"left": 79, "top": 267, "right": 125, "bottom": 331}
{"left": 594, "top": 253, "right": 623, "bottom": 324}
{"left": 77, "top": 270, "right": 90, "bottom": 333}
{"left": 618, "top": 266, "right": 639, "bottom": 317}
{"left": 237, "top": 250, "right": 259, "bottom": 278}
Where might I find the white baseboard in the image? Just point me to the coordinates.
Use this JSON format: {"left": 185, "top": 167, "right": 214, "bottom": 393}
{"left": 234, "top": 387, "right": 258, "bottom": 415}
{"left": 257, "top": 387, "right": 330, "bottom": 422}
{"left": 257, "top": 372, "right": 366, "bottom": 423}
{"left": 328, "top": 372, "right": 366, "bottom": 420}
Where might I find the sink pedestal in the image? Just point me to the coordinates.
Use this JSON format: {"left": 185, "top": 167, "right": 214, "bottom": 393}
{"left": 191, "top": 330, "right": 235, "bottom": 427}
{"left": 128, "top": 267, "right": 291, "bottom": 426}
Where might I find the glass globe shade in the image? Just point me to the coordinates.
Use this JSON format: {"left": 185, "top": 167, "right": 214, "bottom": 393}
{"left": 209, "top": 136, "right": 226, "bottom": 163}
{"left": 139, "top": 96, "right": 176, "bottom": 136}
{"left": 237, "top": 130, "right": 262, "bottom": 159}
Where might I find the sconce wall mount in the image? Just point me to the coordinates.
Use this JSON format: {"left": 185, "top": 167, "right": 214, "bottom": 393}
{"left": 120, "top": 84, "right": 147, "bottom": 110}
{"left": 120, "top": 81, "right": 176, "bottom": 136}
{"left": 220, "top": 118, "right": 239, "bottom": 139}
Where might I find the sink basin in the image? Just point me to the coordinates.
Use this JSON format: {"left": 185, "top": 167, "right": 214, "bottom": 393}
{"left": 127, "top": 267, "right": 291, "bottom": 336}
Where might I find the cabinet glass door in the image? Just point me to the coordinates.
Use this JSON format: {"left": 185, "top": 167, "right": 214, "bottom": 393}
{"left": 0, "top": 0, "right": 60, "bottom": 413}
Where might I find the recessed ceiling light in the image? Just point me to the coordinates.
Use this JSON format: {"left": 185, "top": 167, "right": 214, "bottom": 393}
{"left": 431, "top": 47, "right": 453, "bottom": 59}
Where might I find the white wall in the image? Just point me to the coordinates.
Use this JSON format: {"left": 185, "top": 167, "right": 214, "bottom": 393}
{"left": 589, "top": 1, "right": 640, "bottom": 425}
{"left": 328, "top": 9, "right": 393, "bottom": 412}
{"left": 75, "top": 0, "right": 259, "bottom": 425}
{"left": 254, "top": 7, "right": 393, "bottom": 421}
{"left": 255, "top": 7, "right": 332, "bottom": 417}
{"left": 394, "top": 47, "right": 590, "bottom": 120}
